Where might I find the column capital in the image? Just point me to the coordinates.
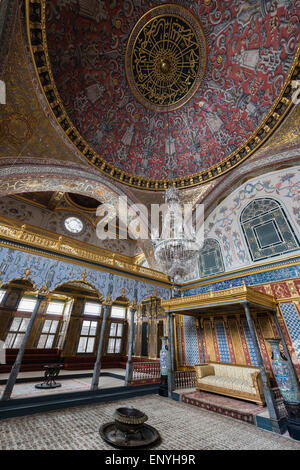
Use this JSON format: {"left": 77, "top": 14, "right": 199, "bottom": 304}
{"left": 129, "top": 299, "right": 138, "bottom": 311}
{"left": 38, "top": 281, "right": 49, "bottom": 297}
{"left": 103, "top": 296, "right": 113, "bottom": 306}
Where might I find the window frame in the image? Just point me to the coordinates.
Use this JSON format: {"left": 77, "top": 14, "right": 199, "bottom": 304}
{"left": 37, "top": 318, "right": 60, "bottom": 349}
{"left": 107, "top": 321, "right": 124, "bottom": 354}
{"left": 5, "top": 316, "right": 31, "bottom": 348}
{"left": 77, "top": 319, "right": 99, "bottom": 354}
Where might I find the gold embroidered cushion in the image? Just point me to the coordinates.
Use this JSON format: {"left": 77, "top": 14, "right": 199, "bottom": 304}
{"left": 195, "top": 365, "right": 215, "bottom": 379}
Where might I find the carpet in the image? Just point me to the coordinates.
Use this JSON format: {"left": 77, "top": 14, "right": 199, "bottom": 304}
{"left": 1, "top": 395, "right": 299, "bottom": 450}
{"left": 181, "top": 391, "right": 266, "bottom": 425}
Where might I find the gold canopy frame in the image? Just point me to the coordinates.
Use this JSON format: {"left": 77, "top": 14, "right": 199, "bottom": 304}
{"left": 161, "top": 284, "right": 277, "bottom": 316}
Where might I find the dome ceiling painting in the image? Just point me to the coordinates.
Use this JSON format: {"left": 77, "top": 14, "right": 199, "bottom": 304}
{"left": 28, "top": 1, "right": 300, "bottom": 189}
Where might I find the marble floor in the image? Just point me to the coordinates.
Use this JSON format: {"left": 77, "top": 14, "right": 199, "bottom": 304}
{"left": 0, "top": 369, "right": 125, "bottom": 399}
{"left": 0, "top": 395, "right": 299, "bottom": 450}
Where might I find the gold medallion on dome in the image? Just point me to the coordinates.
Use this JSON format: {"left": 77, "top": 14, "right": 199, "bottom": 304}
{"left": 125, "top": 4, "right": 207, "bottom": 112}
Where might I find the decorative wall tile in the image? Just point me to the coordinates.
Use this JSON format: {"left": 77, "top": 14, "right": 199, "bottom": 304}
{"left": 242, "top": 320, "right": 258, "bottom": 366}
{"left": 183, "top": 316, "right": 200, "bottom": 366}
{"left": 188, "top": 168, "right": 300, "bottom": 278}
{"left": 0, "top": 245, "right": 170, "bottom": 304}
{"left": 215, "top": 321, "right": 231, "bottom": 363}
{"left": 280, "top": 303, "right": 300, "bottom": 361}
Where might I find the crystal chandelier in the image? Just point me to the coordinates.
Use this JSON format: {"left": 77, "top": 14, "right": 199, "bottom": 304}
{"left": 151, "top": 186, "right": 202, "bottom": 284}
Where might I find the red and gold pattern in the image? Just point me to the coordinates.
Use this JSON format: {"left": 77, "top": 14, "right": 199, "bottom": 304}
{"left": 44, "top": 0, "right": 300, "bottom": 181}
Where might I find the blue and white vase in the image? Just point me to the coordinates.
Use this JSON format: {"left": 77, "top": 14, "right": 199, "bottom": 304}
{"left": 160, "top": 336, "right": 169, "bottom": 376}
{"left": 267, "top": 339, "right": 300, "bottom": 404}
{"left": 267, "top": 338, "right": 300, "bottom": 440}
{"left": 159, "top": 336, "right": 169, "bottom": 397}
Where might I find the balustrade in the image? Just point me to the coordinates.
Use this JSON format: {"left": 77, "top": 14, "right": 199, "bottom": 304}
{"left": 131, "top": 362, "right": 197, "bottom": 389}
{"left": 131, "top": 362, "right": 160, "bottom": 381}
{"left": 174, "top": 370, "right": 196, "bottom": 389}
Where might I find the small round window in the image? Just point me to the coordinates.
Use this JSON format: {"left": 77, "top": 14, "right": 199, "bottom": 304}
{"left": 64, "top": 216, "right": 83, "bottom": 234}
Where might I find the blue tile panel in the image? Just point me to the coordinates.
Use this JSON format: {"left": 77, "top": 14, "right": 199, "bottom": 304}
{"left": 242, "top": 320, "right": 259, "bottom": 366}
{"left": 215, "top": 321, "right": 231, "bottom": 363}
{"left": 183, "top": 315, "right": 200, "bottom": 366}
{"left": 280, "top": 303, "right": 300, "bottom": 361}
{"left": 185, "top": 259, "right": 300, "bottom": 295}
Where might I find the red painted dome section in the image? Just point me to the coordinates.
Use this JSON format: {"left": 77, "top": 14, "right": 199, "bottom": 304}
{"left": 45, "top": 1, "right": 300, "bottom": 180}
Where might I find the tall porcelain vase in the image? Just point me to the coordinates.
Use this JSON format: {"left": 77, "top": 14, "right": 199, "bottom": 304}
{"left": 267, "top": 338, "right": 300, "bottom": 441}
{"left": 159, "top": 336, "right": 169, "bottom": 397}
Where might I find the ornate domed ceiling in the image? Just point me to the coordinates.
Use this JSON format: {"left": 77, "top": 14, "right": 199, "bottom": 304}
{"left": 28, "top": 1, "right": 300, "bottom": 189}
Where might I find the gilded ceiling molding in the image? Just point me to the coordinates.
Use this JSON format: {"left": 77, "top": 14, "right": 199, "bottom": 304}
{"left": 0, "top": 214, "right": 169, "bottom": 286}
{"left": 25, "top": 0, "right": 300, "bottom": 191}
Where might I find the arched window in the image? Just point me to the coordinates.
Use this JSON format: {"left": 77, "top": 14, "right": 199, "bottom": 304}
{"left": 240, "top": 198, "right": 299, "bottom": 261}
{"left": 198, "top": 238, "right": 225, "bottom": 277}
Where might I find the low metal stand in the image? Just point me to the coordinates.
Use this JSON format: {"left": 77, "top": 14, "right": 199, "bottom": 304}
{"left": 35, "top": 363, "right": 63, "bottom": 389}
{"left": 100, "top": 407, "right": 161, "bottom": 448}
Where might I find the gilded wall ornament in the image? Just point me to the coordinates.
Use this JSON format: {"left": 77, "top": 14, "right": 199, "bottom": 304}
{"left": 125, "top": 5, "right": 207, "bottom": 112}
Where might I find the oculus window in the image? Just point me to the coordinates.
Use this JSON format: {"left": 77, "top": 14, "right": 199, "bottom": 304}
{"left": 64, "top": 216, "right": 83, "bottom": 234}
{"left": 241, "top": 198, "right": 299, "bottom": 261}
